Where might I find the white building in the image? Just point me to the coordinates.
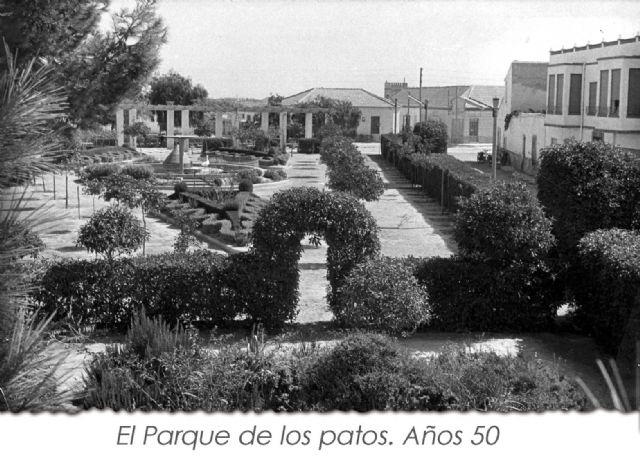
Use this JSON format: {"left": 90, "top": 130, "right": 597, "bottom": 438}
{"left": 545, "top": 35, "right": 640, "bottom": 154}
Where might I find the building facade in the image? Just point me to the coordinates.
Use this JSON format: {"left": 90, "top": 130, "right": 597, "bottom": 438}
{"left": 384, "top": 82, "right": 502, "bottom": 144}
{"left": 544, "top": 35, "right": 640, "bottom": 153}
{"left": 496, "top": 61, "right": 548, "bottom": 173}
{"left": 282, "top": 87, "right": 395, "bottom": 140}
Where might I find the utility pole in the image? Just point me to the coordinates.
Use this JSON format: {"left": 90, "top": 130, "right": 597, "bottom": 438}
{"left": 394, "top": 98, "right": 398, "bottom": 133}
{"left": 491, "top": 97, "right": 499, "bottom": 181}
{"left": 406, "top": 94, "right": 411, "bottom": 132}
{"left": 419, "top": 67, "right": 423, "bottom": 123}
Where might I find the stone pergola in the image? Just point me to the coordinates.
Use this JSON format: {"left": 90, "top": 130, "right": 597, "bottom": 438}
{"left": 116, "top": 104, "right": 330, "bottom": 150}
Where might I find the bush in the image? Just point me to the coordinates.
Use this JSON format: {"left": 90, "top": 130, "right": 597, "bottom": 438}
{"left": 238, "top": 178, "right": 254, "bottom": 192}
{"left": 236, "top": 168, "right": 261, "bottom": 184}
{"left": 536, "top": 140, "right": 640, "bottom": 260}
{"left": 574, "top": 229, "right": 640, "bottom": 354}
{"left": 455, "top": 181, "right": 555, "bottom": 266}
{"left": 123, "top": 121, "right": 151, "bottom": 139}
{"left": 248, "top": 187, "right": 380, "bottom": 328}
{"left": 81, "top": 163, "right": 121, "bottom": 181}
{"left": 173, "top": 181, "right": 188, "bottom": 195}
{"left": 77, "top": 205, "right": 148, "bottom": 261}
{"left": 415, "top": 256, "right": 561, "bottom": 331}
{"left": 263, "top": 168, "right": 287, "bottom": 181}
{"left": 320, "top": 133, "right": 384, "bottom": 201}
{"left": 413, "top": 120, "right": 448, "bottom": 153}
{"left": 121, "top": 165, "right": 154, "bottom": 180}
{"left": 126, "top": 308, "right": 191, "bottom": 359}
{"left": 81, "top": 331, "right": 587, "bottom": 412}
{"left": 34, "top": 251, "right": 231, "bottom": 330}
{"left": 298, "top": 138, "right": 321, "bottom": 154}
{"left": 334, "top": 257, "right": 430, "bottom": 336}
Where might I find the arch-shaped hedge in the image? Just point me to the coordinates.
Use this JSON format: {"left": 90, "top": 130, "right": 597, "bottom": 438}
{"left": 224, "top": 186, "right": 380, "bottom": 329}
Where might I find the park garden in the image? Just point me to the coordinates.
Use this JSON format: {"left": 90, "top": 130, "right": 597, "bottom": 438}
{"left": 1, "top": 0, "right": 638, "bottom": 414}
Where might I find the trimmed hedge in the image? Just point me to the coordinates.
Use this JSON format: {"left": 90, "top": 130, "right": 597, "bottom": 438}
{"left": 413, "top": 120, "right": 448, "bottom": 154}
{"left": 320, "top": 133, "right": 384, "bottom": 201}
{"left": 574, "top": 229, "right": 640, "bottom": 354}
{"left": 249, "top": 187, "right": 380, "bottom": 327}
{"left": 413, "top": 182, "right": 560, "bottom": 332}
{"left": 536, "top": 140, "right": 640, "bottom": 259}
{"left": 335, "top": 257, "right": 430, "bottom": 336}
{"left": 415, "top": 257, "right": 561, "bottom": 331}
{"left": 34, "top": 251, "right": 230, "bottom": 330}
{"left": 298, "top": 138, "right": 321, "bottom": 154}
{"left": 381, "top": 134, "right": 492, "bottom": 211}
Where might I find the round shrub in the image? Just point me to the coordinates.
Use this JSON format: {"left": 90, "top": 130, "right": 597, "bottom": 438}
{"left": 263, "top": 169, "right": 287, "bottom": 181}
{"left": 412, "top": 120, "right": 448, "bottom": 153}
{"left": 455, "top": 180, "right": 555, "bottom": 266}
{"left": 335, "top": 257, "right": 430, "bottom": 335}
{"left": 82, "top": 163, "right": 121, "bottom": 181}
{"left": 77, "top": 205, "right": 148, "bottom": 261}
{"left": 173, "top": 181, "right": 188, "bottom": 195}
{"left": 238, "top": 178, "right": 253, "bottom": 192}
{"left": 536, "top": 140, "right": 640, "bottom": 260}
{"left": 303, "top": 333, "right": 427, "bottom": 411}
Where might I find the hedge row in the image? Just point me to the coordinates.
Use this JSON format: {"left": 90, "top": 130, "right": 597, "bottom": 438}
{"left": 34, "top": 251, "right": 231, "bottom": 330}
{"left": 381, "top": 134, "right": 492, "bottom": 211}
{"left": 320, "top": 134, "right": 384, "bottom": 201}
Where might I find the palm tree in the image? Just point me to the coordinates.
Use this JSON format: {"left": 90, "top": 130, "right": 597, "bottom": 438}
{"left": 0, "top": 42, "right": 71, "bottom": 411}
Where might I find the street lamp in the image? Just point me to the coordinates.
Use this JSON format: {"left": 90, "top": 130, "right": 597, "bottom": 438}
{"left": 491, "top": 97, "right": 499, "bottom": 181}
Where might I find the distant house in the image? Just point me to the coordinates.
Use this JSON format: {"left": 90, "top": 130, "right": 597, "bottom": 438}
{"left": 544, "top": 35, "right": 640, "bottom": 154}
{"left": 384, "top": 82, "right": 502, "bottom": 143}
{"left": 282, "top": 87, "right": 394, "bottom": 140}
{"left": 496, "top": 61, "right": 548, "bottom": 173}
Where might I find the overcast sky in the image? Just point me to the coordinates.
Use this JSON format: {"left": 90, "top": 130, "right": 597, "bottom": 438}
{"left": 108, "top": 0, "right": 640, "bottom": 99}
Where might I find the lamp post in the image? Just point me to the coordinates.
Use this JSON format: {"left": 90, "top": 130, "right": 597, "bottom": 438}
{"left": 491, "top": 97, "right": 499, "bottom": 181}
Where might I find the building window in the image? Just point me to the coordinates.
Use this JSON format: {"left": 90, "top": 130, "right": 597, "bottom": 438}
{"left": 598, "top": 70, "right": 609, "bottom": 116}
{"left": 587, "top": 82, "right": 597, "bottom": 116}
{"left": 555, "top": 74, "right": 564, "bottom": 115}
{"left": 551, "top": 137, "right": 557, "bottom": 145}
{"left": 610, "top": 69, "right": 620, "bottom": 117}
{"left": 627, "top": 68, "right": 640, "bottom": 118}
{"left": 361, "top": 116, "right": 366, "bottom": 122}
{"left": 547, "top": 74, "right": 556, "bottom": 113}
{"left": 469, "top": 118, "right": 479, "bottom": 137}
{"left": 569, "top": 74, "right": 582, "bottom": 115}
{"left": 532, "top": 135, "right": 538, "bottom": 166}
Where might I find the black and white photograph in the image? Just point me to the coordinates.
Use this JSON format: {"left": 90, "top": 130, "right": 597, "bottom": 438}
{"left": 1, "top": 0, "right": 639, "bottom": 452}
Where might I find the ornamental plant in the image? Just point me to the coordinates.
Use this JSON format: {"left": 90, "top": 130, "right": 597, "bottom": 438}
{"left": 335, "top": 257, "right": 430, "bottom": 336}
{"left": 77, "top": 204, "right": 148, "bottom": 262}
{"left": 412, "top": 120, "right": 448, "bottom": 153}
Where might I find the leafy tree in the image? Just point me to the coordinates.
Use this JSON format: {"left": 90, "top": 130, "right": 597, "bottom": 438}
{"left": 413, "top": 120, "right": 448, "bottom": 153}
{"left": 297, "top": 96, "right": 361, "bottom": 137}
{"left": 77, "top": 204, "right": 149, "bottom": 261}
{"left": 148, "top": 70, "right": 208, "bottom": 105}
{"left": 267, "top": 94, "right": 283, "bottom": 106}
{"left": 60, "top": 0, "right": 167, "bottom": 127}
{"left": 0, "top": 0, "right": 107, "bottom": 66}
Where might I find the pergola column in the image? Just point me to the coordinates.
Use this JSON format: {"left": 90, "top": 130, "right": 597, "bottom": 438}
{"left": 116, "top": 108, "right": 124, "bottom": 146}
{"left": 166, "top": 109, "right": 174, "bottom": 149}
{"left": 181, "top": 109, "right": 190, "bottom": 134}
{"left": 305, "top": 112, "right": 313, "bottom": 138}
{"left": 279, "top": 112, "right": 288, "bottom": 151}
{"left": 215, "top": 114, "right": 224, "bottom": 137}
{"left": 261, "top": 111, "right": 269, "bottom": 133}
{"left": 128, "top": 108, "right": 137, "bottom": 148}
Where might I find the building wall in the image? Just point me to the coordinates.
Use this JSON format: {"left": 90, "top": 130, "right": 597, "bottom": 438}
{"left": 545, "top": 37, "right": 640, "bottom": 153}
{"left": 502, "top": 113, "right": 546, "bottom": 174}
{"left": 357, "top": 107, "right": 395, "bottom": 139}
